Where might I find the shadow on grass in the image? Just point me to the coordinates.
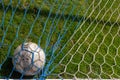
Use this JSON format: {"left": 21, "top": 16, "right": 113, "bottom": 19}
{"left": 0, "top": 3, "right": 119, "bottom": 27}
{"left": 0, "top": 57, "right": 34, "bottom": 79}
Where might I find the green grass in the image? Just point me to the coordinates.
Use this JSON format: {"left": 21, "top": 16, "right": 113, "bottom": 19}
{"left": 0, "top": 0, "right": 120, "bottom": 79}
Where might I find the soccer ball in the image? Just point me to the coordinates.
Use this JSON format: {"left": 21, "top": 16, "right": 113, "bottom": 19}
{"left": 12, "top": 42, "right": 46, "bottom": 76}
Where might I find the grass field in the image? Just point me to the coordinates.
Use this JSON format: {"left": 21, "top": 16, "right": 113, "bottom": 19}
{"left": 0, "top": 0, "right": 120, "bottom": 79}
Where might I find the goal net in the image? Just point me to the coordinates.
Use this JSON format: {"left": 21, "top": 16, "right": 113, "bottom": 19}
{"left": 0, "top": 0, "right": 120, "bottom": 79}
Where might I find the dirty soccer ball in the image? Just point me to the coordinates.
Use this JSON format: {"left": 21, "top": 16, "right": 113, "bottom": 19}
{"left": 12, "top": 42, "right": 46, "bottom": 76}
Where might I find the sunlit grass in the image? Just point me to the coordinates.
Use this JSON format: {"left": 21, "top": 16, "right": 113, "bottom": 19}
{"left": 0, "top": 0, "right": 120, "bottom": 79}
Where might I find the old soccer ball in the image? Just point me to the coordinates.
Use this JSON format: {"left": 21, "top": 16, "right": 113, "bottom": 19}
{"left": 12, "top": 42, "right": 46, "bottom": 76}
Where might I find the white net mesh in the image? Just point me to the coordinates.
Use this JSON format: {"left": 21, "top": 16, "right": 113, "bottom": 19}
{"left": 48, "top": 0, "right": 120, "bottom": 79}
{"left": 0, "top": 0, "right": 120, "bottom": 79}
